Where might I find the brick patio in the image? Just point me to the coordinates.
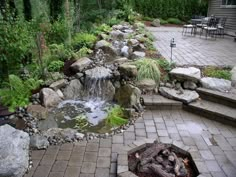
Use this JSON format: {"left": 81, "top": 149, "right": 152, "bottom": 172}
{"left": 25, "top": 109, "right": 236, "bottom": 177}
{"left": 148, "top": 26, "right": 236, "bottom": 67}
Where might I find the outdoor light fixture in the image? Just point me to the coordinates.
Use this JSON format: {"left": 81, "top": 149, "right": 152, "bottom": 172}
{"left": 170, "top": 38, "right": 176, "bottom": 62}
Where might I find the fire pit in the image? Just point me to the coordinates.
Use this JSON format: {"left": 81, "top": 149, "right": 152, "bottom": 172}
{"left": 117, "top": 140, "right": 199, "bottom": 177}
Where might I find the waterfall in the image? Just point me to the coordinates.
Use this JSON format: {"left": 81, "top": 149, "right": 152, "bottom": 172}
{"left": 84, "top": 66, "right": 114, "bottom": 100}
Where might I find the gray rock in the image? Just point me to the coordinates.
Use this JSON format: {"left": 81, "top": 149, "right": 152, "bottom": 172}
{"left": 102, "top": 80, "right": 116, "bottom": 101}
{"left": 37, "top": 116, "right": 58, "bottom": 131}
{"left": 151, "top": 19, "right": 161, "bottom": 27}
{"left": 63, "top": 79, "right": 83, "bottom": 99}
{"left": 110, "top": 30, "right": 124, "bottom": 40}
{"left": 85, "top": 66, "right": 112, "bottom": 80}
{"left": 131, "top": 51, "right": 146, "bottom": 59}
{"left": 61, "top": 128, "right": 78, "bottom": 140}
{"left": 128, "top": 39, "right": 139, "bottom": 47}
{"left": 27, "top": 105, "right": 48, "bottom": 120}
{"left": 56, "top": 89, "right": 64, "bottom": 99}
{"left": 170, "top": 67, "right": 201, "bottom": 83}
{"left": 95, "top": 40, "right": 111, "bottom": 49}
{"left": 95, "top": 40, "right": 118, "bottom": 61}
{"left": 200, "top": 77, "right": 232, "bottom": 92}
{"left": 183, "top": 81, "right": 197, "bottom": 90}
{"left": 0, "top": 125, "right": 29, "bottom": 177}
{"left": 231, "top": 66, "right": 236, "bottom": 87}
{"left": 50, "top": 79, "right": 67, "bottom": 90}
{"left": 70, "top": 57, "right": 92, "bottom": 72}
{"left": 119, "top": 64, "right": 138, "bottom": 78}
{"left": 43, "top": 128, "right": 62, "bottom": 139}
{"left": 40, "top": 88, "right": 62, "bottom": 108}
{"left": 114, "top": 57, "right": 129, "bottom": 64}
{"left": 137, "top": 79, "right": 157, "bottom": 91}
{"left": 30, "top": 135, "right": 49, "bottom": 149}
{"left": 75, "top": 73, "right": 84, "bottom": 79}
{"left": 159, "top": 87, "right": 199, "bottom": 104}
{"left": 75, "top": 132, "right": 85, "bottom": 140}
{"left": 115, "top": 84, "right": 142, "bottom": 111}
{"left": 135, "top": 34, "right": 145, "bottom": 41}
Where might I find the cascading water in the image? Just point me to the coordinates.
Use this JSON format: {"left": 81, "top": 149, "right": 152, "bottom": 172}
{"left": 49, "top": 66, "right": 116, "bottom": 133}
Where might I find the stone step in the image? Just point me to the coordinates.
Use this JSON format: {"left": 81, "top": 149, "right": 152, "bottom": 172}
{"left": 197, "top": 88, "right": 236, "bottom": 108}
{"left": 184, "top": 100, "right": 236, "bottom": 127}
{"left": 142, "top": 94, "right": 182, "bottom": 110}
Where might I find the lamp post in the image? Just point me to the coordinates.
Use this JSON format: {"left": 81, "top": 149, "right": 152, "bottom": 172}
{"left": 170, "top": 38, "right": 176, "bottom": 63}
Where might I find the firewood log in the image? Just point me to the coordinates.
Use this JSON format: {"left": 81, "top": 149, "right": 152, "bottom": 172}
{"left": 149, "top": 164, "right": 175, "bottom": 177}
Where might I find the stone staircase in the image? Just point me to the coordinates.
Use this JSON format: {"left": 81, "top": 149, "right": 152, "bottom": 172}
{"left": 184, "top": 88, "right": 236, "bottom": 127}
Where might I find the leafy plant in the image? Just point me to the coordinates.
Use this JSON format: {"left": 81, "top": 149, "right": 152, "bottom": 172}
{"left": 0, "top": 75, "right": 42, "bottom": 112}
{"left": 105, "top": 105, "right": 128, "bottom": 127}
{"left": 160, "top": 19, "right": 168, "bottom": 25}
{"left": 75, "top": 47, "right": 93, "bottom": 58}
{"left": 93, "top": 24, "right": 112, "bottom": 35}
{"left": 157, "top": 59, "right": 174, "bottom": 72}
{"left": 203, "top": 67, "right": 232, "bottom": 80}
{"left": 135, "top": 58, "right": 161, "bottom": 84}
{"left": 48, "top": 60, "right": 64, "bottom": 72}
{"left": 74, "top": 114, "right": 92, "bottom": 130}
{"left": 72, "top": 33, "right": 97, "bottom": 50}
{"left": 49, "top": 43, "right": 74, "bottom": 61}
{"left": 166, "top": 18, "right": 183, "bottom": 25}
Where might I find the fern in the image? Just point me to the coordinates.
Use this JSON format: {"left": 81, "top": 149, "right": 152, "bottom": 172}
{"left": 106, "top": 105, "right": 128, "bottom": 127}
{"left": 0, "top": 75, "right": 42, "bottom": 112}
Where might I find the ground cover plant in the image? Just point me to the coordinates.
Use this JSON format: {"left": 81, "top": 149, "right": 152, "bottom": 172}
{"left": 203, "top": 67, "right": 232, "bottom": 80}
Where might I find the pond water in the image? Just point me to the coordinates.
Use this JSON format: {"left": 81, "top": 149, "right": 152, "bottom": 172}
{"left": 49, "top": 99, "right": 116, "bottom": 133}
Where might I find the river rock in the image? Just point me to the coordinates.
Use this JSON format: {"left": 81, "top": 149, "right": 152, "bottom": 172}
{"left": 119, "top": 64, "right": 138, "bottom": 78}
{"left": 200, "top": 77, "right": 231, "bottom": 92}
{"left": 159, "top": 87, "right": 199, "bottom": 103}
{"left": 0, "top": 125, "right": 29, "bottom": 177}
{"left": 170, "top": 67, "right": 201, "bottom": 83}
{"left": 63, "top": 79, "right": 83, "bottom": 99}
{"left": 50, "top": 79, "right": 67, "bottom": 90}
{"left": 27, "top": 105, "right": 48, "bottom": 120}
{"left": 70, "top": 57, "right": 92, "bottom": 72}
{"left": 30, "top": 135, "right": 49, "bottom": 149}
{"left": 102, "top": 80, "right": 116, "bottom": 101}
{"left": 115, "top": 84, "right": 142, "bottom": 111}
{"left": 131, "top": 51, "right": 146, "bottom": 59}
{"left": 95, "top": 40, "right": 118, "bottom": 61}
{"left": 137, "top": 79, "right": 157, "bottom": 91}
{"left": 151, "top": 19, "right": 161, "bottom": 27}
{"left": 231, "top": 66, "right": 236, "bottom": 87}
{"left": 121, "top": 46, "right": 130, "bottom": 58}
{"left": 40, "top": 88, "right": 62, "bottom": 108}
{"left": 128, "top": 39, "right": 139, "bottom": 47}
{"left": 183, "top": 81, "right": 197, "bottom": 90}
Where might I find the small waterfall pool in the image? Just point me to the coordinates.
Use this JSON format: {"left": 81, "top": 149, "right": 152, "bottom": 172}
{"left": 49, "top": 99, "right": 117, "bottom": 133}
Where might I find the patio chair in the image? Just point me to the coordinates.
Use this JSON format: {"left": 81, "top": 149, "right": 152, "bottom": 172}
{"left": 182, "top": 24, "right": 196, "bottom": 36}
{"left": 217, "top": 17, "right": 227, "bottom": 38}
{"left": 200, "top": 17, "right": 218, "bottom": 39}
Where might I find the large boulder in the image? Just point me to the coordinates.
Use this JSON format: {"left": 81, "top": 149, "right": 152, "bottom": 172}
{"left": 131, "top": 51, "right": 146, "bottom": 59}
{"left": 70, "top": 57, "right": 93, "bottom": 72}
{"left": 40, "top": 88, "right": 62, "bottom": 108}
{"left": 101, "top": 80, "right": 116, "bottom": 101}
{"left": 119, "top": 64, "right": 138, "bottom": 78}
{"left": 151, "top": 19, "right": 161, "bottom": 27}
{"left": 50, "top": 79, "right": 67, "bottom": 90}
{"left": 0, "top": 125, "right": 30, "bottom": 177}
{"left": 95, "top": 40, "right": 118, "bottom": 61}
{"left": 159, "top": 87, "right": 199, "bottom": 104}
{"left": 200, "top": 77, "right": 231, "bottom": 92}
{"left": 137, "top": 79, "right": 157, "bottom": 91}
{"left": 27, "top": 105, "right": 48, "bottom": 120}
{"left": 114, "top": 84, "right": 142, "bottom": 111}
{"left": 231, "top": 66, "right": 236, "bottom": 87}
{"left": 170, "top": 67, "right": 201, "bottom": 83}
{"left": 110, "top": 30, "right": 125, "bottom": 40}
{"left": 63, "top": 79, "right": 83, "bottom": 99}
{"left": 30, "top": 135, "right": 49, "bottom": 150}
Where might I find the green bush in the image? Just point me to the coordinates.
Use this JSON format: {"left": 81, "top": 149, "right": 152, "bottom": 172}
{"left": 75, "top": 47, "right": 93, "bottom": 58}
{"left": 203, "top": 67, "right": 232, "bottom": 80}
{"left": 0, "top": 75, "right": 42, "bottom": 112}
{"left": 157, "top": 59, "right": 174, "bottom": 72}
{"left": 72, "top": 33, "right": 97, "bottom": 50}
{"left": 49, "top": 43, "right": 73, "bottom": 61}
{"left": 160, "top": 19, "right": 168, "bottom": 25}
{"left": 48, "top": 60, "right": 64, "bottom": 72}
{"left": 93, "top": 24, "right": 112, "bottom": 35}
{"left": 135, "top": 58, "right": 161, "bottom": 84}
{"left": 166, "top": 18, "right": 183, "bottom": 25}
{"left": 106, "top": 105, "right": 128, "bottom": 127}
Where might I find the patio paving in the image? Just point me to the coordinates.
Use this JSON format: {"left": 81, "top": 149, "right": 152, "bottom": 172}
{"left": 24, "top": 109, "right": 236, "bottom": 177}
{"left": 147, "top": 26, "right": 236, "bottom": 67}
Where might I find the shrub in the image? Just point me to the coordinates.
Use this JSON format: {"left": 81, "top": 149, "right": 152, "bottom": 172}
{"left": 107, "top": 17, "right": 122, "bottom": 26}
{"left": 0, "top": 75, "right": 42, "bottom": 112}
{"left": 157, "top": 59, "right": 174, "bottom": 72}
{"left": 48, "top": 60, "right": 64, "bottom": 72}
{"left": 160, "top": 19, "right": 168, "bottom": 25}
{"left": 135, "top": 58, "right": 161, "bottom": 84}
{"left": 105, "top": 105, "right": 128, "bottom": 127}
{"left": 93, "top": 24, "right": 112, "bottom": 35}
{"left": 75, "top": 47, "right": 93, "bottom": 58}
{"left": 203, "top": 67, "right": 232, "bottom": 80}
{"left": 72, "top": 33, "right": 97, "bottom": 50}
{"left": 166, "top": 18, "right": 183, "bottom": 25}
{"left": 49, "top": 43, "right": 73, "bottom": 61}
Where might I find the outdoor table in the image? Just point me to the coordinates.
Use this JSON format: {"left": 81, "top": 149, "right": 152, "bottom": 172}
{"left": 191, "top": 19, "right": 202, "bottom": 25}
